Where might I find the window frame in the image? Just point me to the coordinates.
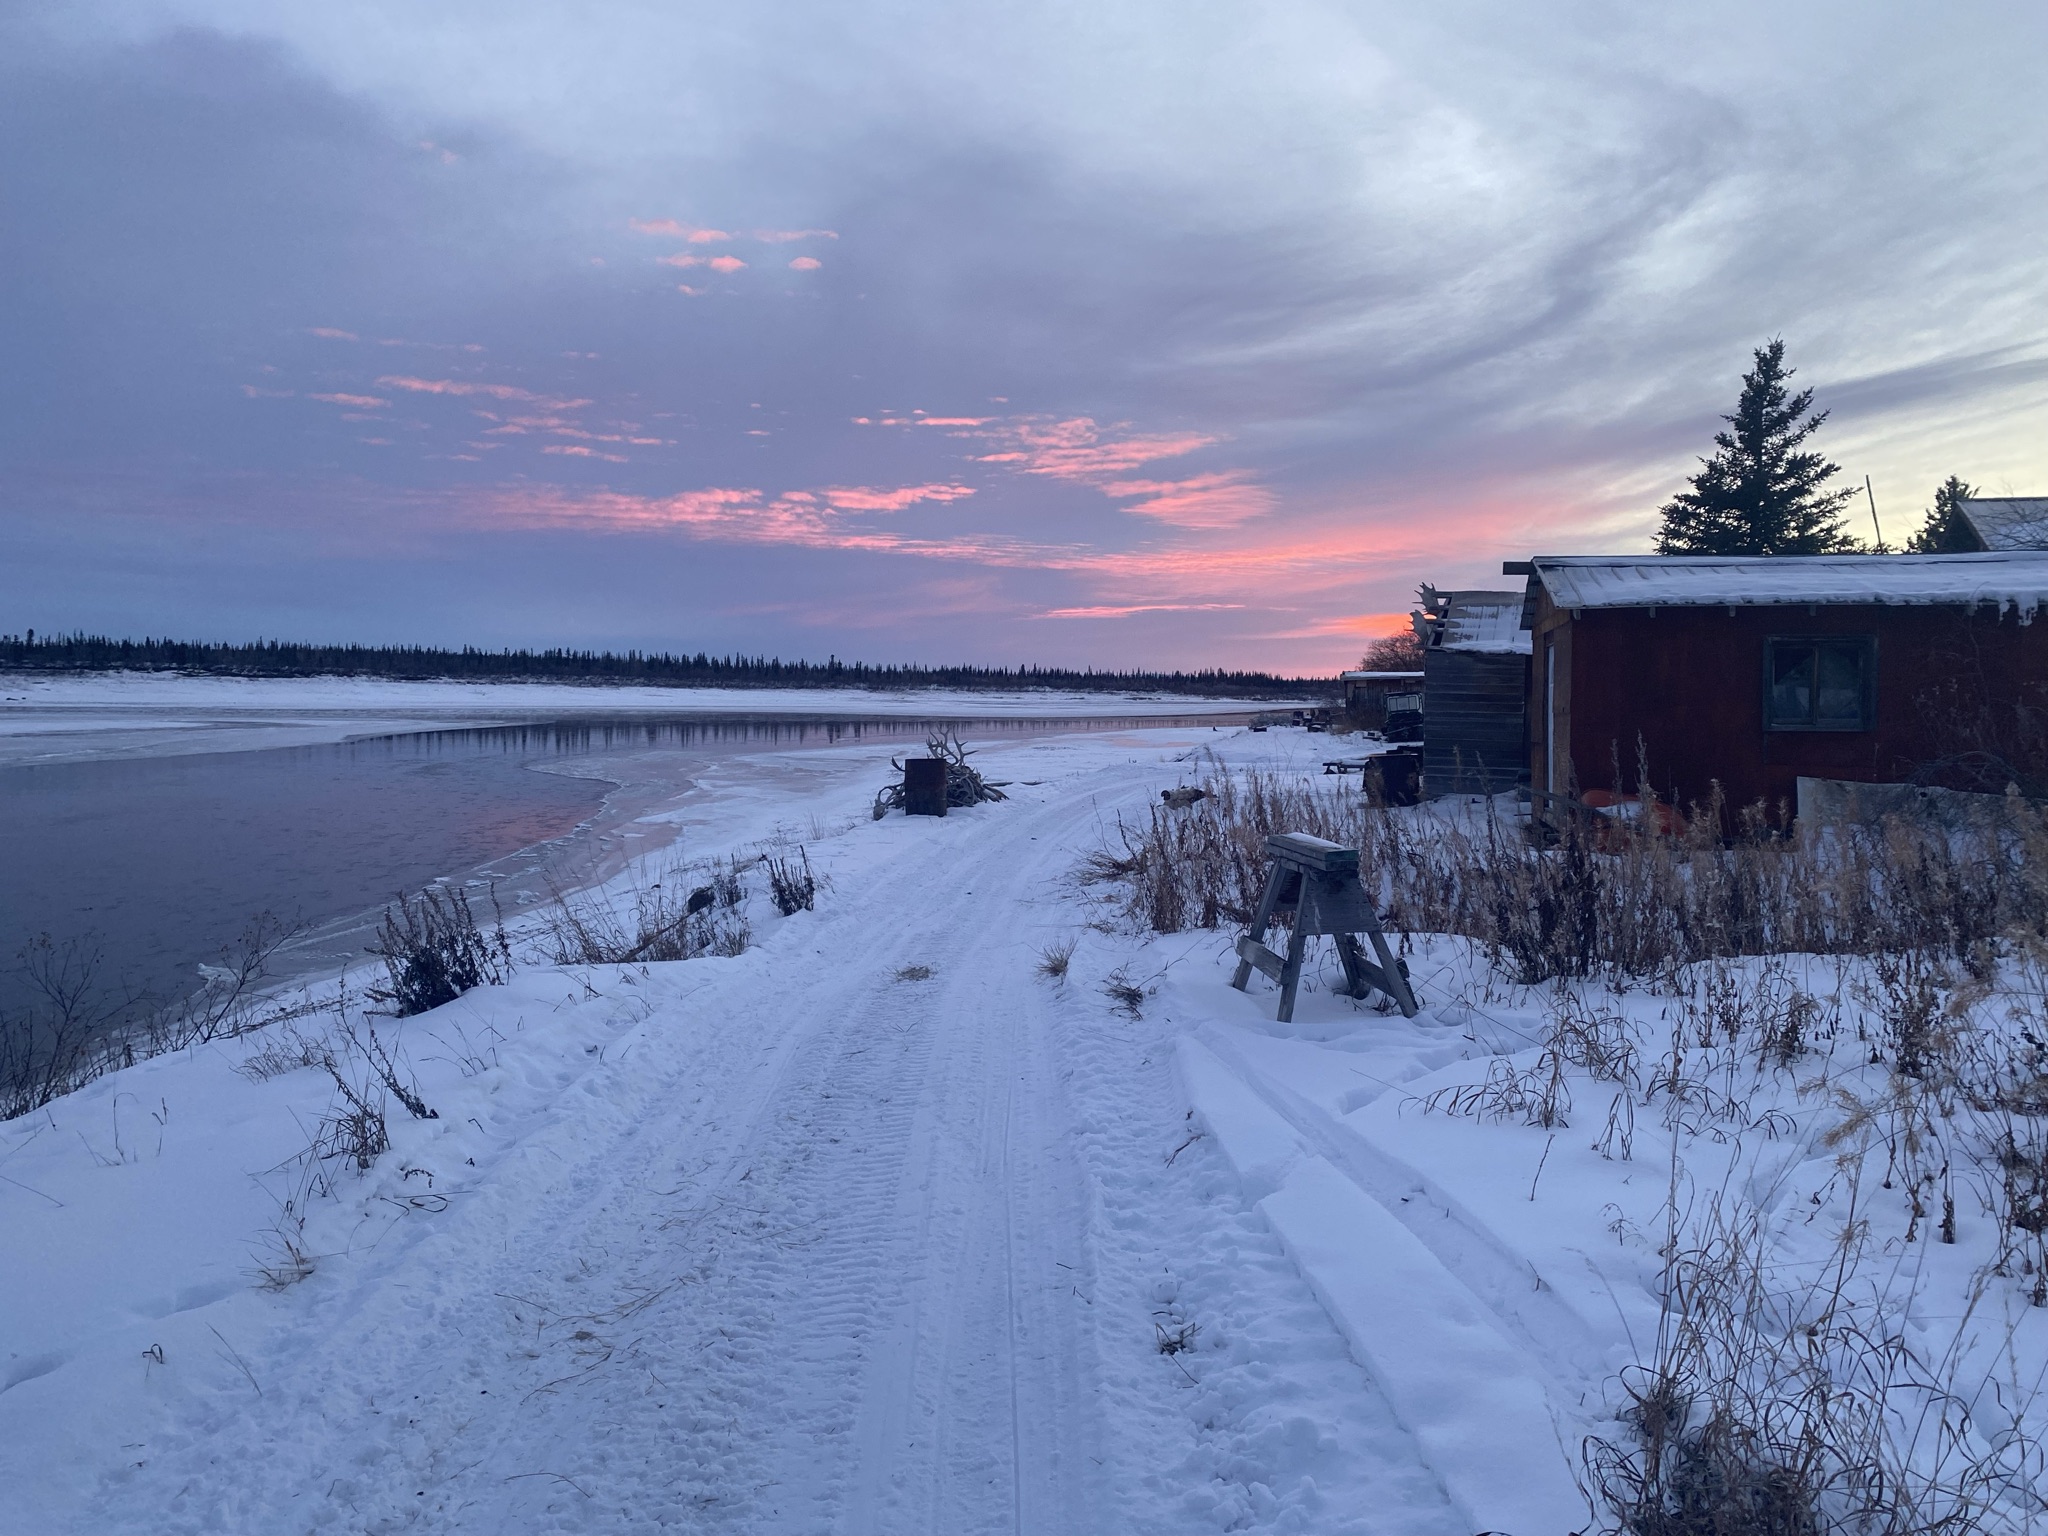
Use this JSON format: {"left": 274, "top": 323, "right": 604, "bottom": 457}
{"left": 1761, "top": 634, "right": 1878, "bottom": 733}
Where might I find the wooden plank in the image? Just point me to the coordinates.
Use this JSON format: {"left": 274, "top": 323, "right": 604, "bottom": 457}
{"left": 1265, "top": 832, "right": 1359, "bottom": 873}
{"left": 1234, "top": 935, "right": 1287, "bottom": 983}
{"left": 1276, "top": 923, "right": 1310, "bottom": 1024}
{"left": 1230, "top": 861, "right": 1289, "bottom": 992}
{"left": 1300, "top": 877, "right": 1375, "bottom": 936}
{"left": 1364, "top": 925, "right": 1419, "bottom": 1017}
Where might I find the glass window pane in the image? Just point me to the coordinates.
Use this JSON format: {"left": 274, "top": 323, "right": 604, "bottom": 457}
{"left": 1816, "top": 644, "right": 1864, "bottom": 726}
{"left": 1769, "top": 645, "right": 1814, "bottom": 725}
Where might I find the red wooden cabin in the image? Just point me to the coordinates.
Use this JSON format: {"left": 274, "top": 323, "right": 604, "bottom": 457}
{"left": 1511, "top": 553, "right": 2048, "bottom": 819}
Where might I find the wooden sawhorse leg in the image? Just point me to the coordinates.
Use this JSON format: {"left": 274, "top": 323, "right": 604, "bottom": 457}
{"left": 1230, "top": 862, "right": 1291, "bottom": 992}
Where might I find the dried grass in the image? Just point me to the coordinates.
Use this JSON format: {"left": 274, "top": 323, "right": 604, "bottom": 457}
{"left": 3, "top": 916, "right": 308, "bottom": 1121}
{"left": 1091, "top": 764, "right": 2048, "bottom": 986}
{"left": 532, "top": 856, "right": 752, "bottom": 967}
{"left": 367, "top": 886, "right": 512, "bottom": 1018}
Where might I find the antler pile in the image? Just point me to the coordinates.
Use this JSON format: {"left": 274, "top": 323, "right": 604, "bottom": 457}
{"left": 872, "top": 730, "right": 1011, "bottom": 818}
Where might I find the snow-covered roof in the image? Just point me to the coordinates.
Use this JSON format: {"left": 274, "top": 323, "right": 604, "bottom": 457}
{"left": 1339, "top": 670, "right": 1424, "bottom": 681}
{"left": 1528, "top": 552, "right": 2048, "bottom": 617}
{"left": 1961, "top": 498, "right": 2048, "bottom": 551}
{"left": 1429, "top": 591, "right": 1531, "bottom": 654}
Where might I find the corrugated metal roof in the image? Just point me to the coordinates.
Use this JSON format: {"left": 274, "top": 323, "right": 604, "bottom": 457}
{"left": 1530, "top": 552, "right": 2048, "bottom": 615}
{"left": 1961, "top": 498, "right": 2048, "bottom": 550}
{"left": 1433, "top": 590, "right": 1531, "bottom": 654}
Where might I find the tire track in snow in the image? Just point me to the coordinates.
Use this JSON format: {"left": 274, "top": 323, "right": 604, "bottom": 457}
{"left": 1194, "top": 1025, "right": 1612, "bottom": 1404}
{"left": 81, "top": 740, "right": 1466, "bottom": 1536}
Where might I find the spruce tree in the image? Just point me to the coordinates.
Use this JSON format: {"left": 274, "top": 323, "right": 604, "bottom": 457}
{"left": 1906, "top": 475, "right": 1981, "bottom": 552}
{"left": 1654, "top": 339, "right": 1858, "bottom": 556}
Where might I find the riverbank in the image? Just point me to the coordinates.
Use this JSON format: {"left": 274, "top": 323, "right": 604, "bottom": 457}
{"left": 8, "top": 723, "right": 2041, "bottom": 1535}
{"left": 0, "top": 673, "right": 1289, "bottom": 767}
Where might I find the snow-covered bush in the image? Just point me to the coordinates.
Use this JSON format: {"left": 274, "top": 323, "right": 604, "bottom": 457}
{"left": 366, "top": 886, "right": 512, "bottom": 1017}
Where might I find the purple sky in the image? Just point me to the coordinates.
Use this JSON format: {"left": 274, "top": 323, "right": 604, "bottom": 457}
{"left": 3, "top": 1, "right": 2043, "bottom": 674}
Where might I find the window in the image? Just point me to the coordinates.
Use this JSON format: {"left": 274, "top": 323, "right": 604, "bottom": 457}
{"left": 1764, "top": 636, "right": 1875, "bottom": 731}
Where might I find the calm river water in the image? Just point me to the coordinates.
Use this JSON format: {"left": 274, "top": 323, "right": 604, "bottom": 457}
{"left": 0, "top": 712, "right": 1225, "bottom": 1021}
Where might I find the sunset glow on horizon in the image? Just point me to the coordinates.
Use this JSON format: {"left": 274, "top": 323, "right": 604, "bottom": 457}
{"left": 2, "top": 2, "right": 2042, "bottom": 673}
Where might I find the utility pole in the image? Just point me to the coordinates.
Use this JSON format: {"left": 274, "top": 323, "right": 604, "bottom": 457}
{"left": 1865, "top": 475, "right": 1887, "bottom": 552}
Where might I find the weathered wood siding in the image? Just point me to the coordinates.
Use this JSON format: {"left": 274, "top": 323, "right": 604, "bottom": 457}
{"left": 1523, "top": 590, "right": 2048, "bottom": 814}
{"left": 1422, "top": 650, "right": 1529, "bottom": 797}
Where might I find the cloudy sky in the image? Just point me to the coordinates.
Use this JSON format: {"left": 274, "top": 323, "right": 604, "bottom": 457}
{"left": 2, "top": 1, "right": 2043, "bottom": 673}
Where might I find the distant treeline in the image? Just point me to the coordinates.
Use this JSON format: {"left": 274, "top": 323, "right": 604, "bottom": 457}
{"left": 0, "top": 632, "right": 1329, "bottom": 699}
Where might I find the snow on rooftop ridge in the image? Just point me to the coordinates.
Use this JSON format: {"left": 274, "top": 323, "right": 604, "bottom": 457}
{"left": 1529, "top": 552, "right": 2048, "bottom": 617}
{"left": 1433, "top": 591, "right": 1531, "bottom": 654}
{"left": 1961, "top": 497, "right": 2048, "bottom": 551}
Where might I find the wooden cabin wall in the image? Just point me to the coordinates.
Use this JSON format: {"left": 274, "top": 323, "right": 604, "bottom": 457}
{"left": 1524, "top": 593, "right": 2048, "bottom": 814}
{"left": 1422, "top": 650, "right": 1529, "bottom": 797}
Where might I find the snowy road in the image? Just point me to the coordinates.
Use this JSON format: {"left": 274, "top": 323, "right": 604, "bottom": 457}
{"left": 17, "top": 731, "right": 1466, "bottom": 1535}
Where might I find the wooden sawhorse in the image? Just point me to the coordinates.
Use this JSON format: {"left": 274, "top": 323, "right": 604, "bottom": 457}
{"left": 1230, "top": 832, "right": 1418, "bottom": 1023}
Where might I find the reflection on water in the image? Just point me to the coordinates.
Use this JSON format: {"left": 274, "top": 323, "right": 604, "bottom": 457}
{"left": 0, "top": 712, "right": 1229, "bottom": 1019}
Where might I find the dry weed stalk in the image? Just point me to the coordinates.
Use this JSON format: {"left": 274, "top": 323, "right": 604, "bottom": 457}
{"left": 1090, "top": 764, "right": 2048, "bottom": 987}
{"left": 1036, "top": 936, "right": 1077, "bottom": 983}
{"left": 3, "top": 915, "right": 305, "bottom": 1121}
{"left": 1585, "top": 1185, "right": 2036, "bottom": 1536}
{"left": 368, "top": 886, "right": 512, "bottom": 1017}
{"left": 534, "top": 856, "right": 752, "bottom": 967}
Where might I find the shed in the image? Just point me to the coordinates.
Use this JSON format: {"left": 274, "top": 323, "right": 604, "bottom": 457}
{"left": 1414, "top": 588, "right": 1530, "bottom": 797}
{"left": 1516, "top": 552, "right": 2048, "bottom": 819}
{"left": 1338, "top": 669, "right": 1424, "bottom": 727}
{"left": 1960, "top": 498, "right": 2048, "bottom": 551}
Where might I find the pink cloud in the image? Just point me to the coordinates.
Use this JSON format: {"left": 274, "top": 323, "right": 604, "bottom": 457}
{"left": 706, "top": 255, "right": 747, "bottom": 273}
{"left": 1099, "top": 470, "right": 1276, "bottom": 528}
{"left": 954, "top": 416, "right": 1216, "bottom": 480}
{"left": 869, "top": 408, "right": 1273, "bottom": 528}
{"left": 543, "top": 444, "right": 629, "bottom": 463}
{"left": 1037, "top": 602, "right": 1247, "bottom": 619}
{"left": 819, "top": 483, "right": 975, "bottom": 513}
{"left": 306, "top": 327, "right": 358, "bottom": 341}
{"left": 659, "top": 253, "right": 704, "bottom": 268}
{"left": 474, "top": 482, "right": 981, "bottom": 549}
{"left": 376, "top": 376, "right": 591, "bottom": 410}
{"left": 754, "top": 228, "right": 839, "bottom": 242}
{"left": 309, "top": 392, "right": 390, "bottom": 409}
{"left": 788, "top": 256, "right": 822, "bottom": 271}
{"left": 630, "top": 218, "right": 732, "bottom": 242}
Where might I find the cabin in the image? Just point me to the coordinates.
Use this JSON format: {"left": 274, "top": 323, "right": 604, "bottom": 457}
{"left": 1413, "top": 588, "right": 1529, "bottom": 797}
{"left": 1515, "top": 552, "right": 2048, "bottom": 820}
{"left": 1338, "top": 669, "right": 1424, "bottom": 729}
{"left": 1960, "top": 498, "right": 2048, "bottom": 550}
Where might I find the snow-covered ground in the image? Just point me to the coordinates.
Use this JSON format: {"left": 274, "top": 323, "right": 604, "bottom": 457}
{"left": 7, "top": 724, "right": 2046, "bottom": 1534}
{"left": 0, "top": 674, "right": 1281, "bottom": 766}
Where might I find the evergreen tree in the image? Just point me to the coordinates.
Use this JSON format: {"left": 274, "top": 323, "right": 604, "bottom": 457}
{"left": 1654, "top": 339, "right": 1858, "bottom": 556}
{"left": 1906, "top": 474, "right": 1982, "bottom": 553}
